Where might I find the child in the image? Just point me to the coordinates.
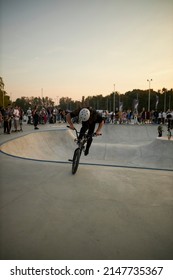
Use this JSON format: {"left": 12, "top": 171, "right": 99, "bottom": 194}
{"left": 157, "top": 124, "right": 163, "bottom": 137}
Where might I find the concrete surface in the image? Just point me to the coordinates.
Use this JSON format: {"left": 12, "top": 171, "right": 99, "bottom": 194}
{"left": 0, "top": 123, "right": 173, "bottom": 260}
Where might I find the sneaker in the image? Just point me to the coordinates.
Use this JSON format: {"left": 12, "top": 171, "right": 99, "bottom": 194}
{"left": 84, "top": 148, "right": 89, "bottom": 156}
{"left": 34, "top": 127, "right": 39, "bottom": 129}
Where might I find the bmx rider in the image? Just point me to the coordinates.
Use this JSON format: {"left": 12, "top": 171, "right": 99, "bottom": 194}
{"left": 66, "top": 108, "right": 104, "bottom": 156}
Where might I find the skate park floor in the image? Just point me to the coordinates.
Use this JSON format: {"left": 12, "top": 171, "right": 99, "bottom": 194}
{"left": 0, "top": 123, "right": 173, "bottom": 260}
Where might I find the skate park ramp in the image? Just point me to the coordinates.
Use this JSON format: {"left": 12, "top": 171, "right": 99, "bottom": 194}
{"left": 1, "top": 125, "right": 173, "bottom": 171}
{"left": 0, "top": 124, "right": 173, "bottom": 261}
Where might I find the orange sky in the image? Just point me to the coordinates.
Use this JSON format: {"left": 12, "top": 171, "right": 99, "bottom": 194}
{"left": 1, "top": 0, "right": 173, "bottom": 102}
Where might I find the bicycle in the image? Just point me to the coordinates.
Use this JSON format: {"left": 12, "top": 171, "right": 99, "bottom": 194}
{"left": 67, "top": 126, "right": 101, "bottom": 174}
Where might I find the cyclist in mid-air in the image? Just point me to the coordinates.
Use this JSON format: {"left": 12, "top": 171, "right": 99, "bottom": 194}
{"left": 66, "top": 107, "right": 104, "bottom": 156}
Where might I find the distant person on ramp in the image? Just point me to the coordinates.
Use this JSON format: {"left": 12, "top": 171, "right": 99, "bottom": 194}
{"left": 66, "top": 107, "right": 104, "bottom": 156}
{"left": 157, "top": 123, "right": 163, "bottom": 137}
{"left": 167, "top": 128, "right": 172, "bottom": 140}
{"left": 166, "top": 110, "right": 173, "bottom": 130}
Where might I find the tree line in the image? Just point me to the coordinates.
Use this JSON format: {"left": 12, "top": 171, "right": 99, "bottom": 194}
{"left": 0, "top": 77, "right": 172, "bottom": 113}
{"left": 60, "top": 88, "right": 173, "bottom": 113}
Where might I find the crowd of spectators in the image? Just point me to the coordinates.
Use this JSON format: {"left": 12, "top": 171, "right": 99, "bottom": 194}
{"left": 0, "top": 105, "right": 24, "bottom": 134}
{"left": 25, "top": 107, "right": 68, "bottom": 126}
{"left": 0, "top": 105, "right": 69, "bottom": 134}
{"left": 0, "top": 105, "right": 172, "bottom": 135}
{"left": 102, "top": 108, "right": 173, "bottom": 128}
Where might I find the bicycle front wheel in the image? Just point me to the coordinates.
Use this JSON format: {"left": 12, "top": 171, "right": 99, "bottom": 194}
{"left": 72, "top": 148, "right": 81, "bottom": 174}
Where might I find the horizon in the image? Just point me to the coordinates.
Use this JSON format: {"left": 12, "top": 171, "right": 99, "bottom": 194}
{"left": 8, "top": 87, "right": 173, "bottom": 103}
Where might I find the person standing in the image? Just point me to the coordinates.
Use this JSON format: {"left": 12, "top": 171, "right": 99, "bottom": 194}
{"left": 27, "top": 107, "right": 32, "bottom": 124}
{"left": 157, "top": 124, "right": 163, "bottom": 137}
{"left": 19, "top": 107, "right": 24, "bottom": 131}
{"left": 32, "top": 106, "right": 39, "bottom": 129}
{"left": 167, "top": 129, "right": 172, "bottom": 140}
{"left": 3, "top": 106, "right": 12, "bottom": 134}
{"left": 13, "top": 105, "right": 20, "bottom": 132}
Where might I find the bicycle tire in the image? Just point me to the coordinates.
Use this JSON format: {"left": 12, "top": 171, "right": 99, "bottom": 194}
{"left": 72, "top": 148, "right": 81, "bottom": 174}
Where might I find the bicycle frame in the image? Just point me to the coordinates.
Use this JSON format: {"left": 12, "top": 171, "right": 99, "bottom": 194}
{"left": 67, "top": 126, "right": 101, "bottom": 174}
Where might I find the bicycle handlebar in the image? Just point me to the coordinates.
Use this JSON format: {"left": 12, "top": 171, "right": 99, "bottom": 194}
{"left": 67, "top": 126, "right": 102, "bottom": 137}
{"left": 67, "top": 125, "right": 76, "bottom": 130}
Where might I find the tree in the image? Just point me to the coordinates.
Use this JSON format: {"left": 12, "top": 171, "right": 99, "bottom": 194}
{"left": 0, "top": 77, "right": 5, "bottom": 90}
{"left": 59, "top": 97, "right": 77, "bottom": 111}
{"left": 15, "top": 97, "right": 31, "bottom": 112}
{"left": 14, "top": 96, "right": 54, "bottom": 112}
{"left": 0, "top": 77, "right": 11, "bottom": 108}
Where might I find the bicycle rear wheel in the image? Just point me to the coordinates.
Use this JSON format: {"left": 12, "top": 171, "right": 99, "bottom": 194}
{"left": 72, "top": 148, "right": 81, "bottom": 174}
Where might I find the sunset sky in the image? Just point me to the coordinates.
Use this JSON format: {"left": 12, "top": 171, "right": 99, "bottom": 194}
{"left": 1, "top": 0, "right": 173, "bottom": 103}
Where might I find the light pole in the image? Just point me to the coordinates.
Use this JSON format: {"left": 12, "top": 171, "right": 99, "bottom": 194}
{"left": 147, "top": 79, "right": 152, "bottom": 112}
{"left": 164, "top": 91, "right": 167, "bottom": 112}
{"left": 118, "top": 93, "right": 120, "bottom": 111}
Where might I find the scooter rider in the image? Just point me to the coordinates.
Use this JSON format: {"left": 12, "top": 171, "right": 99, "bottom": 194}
{"left": 66, "top": 107, "right": 104, "bottom": 156}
